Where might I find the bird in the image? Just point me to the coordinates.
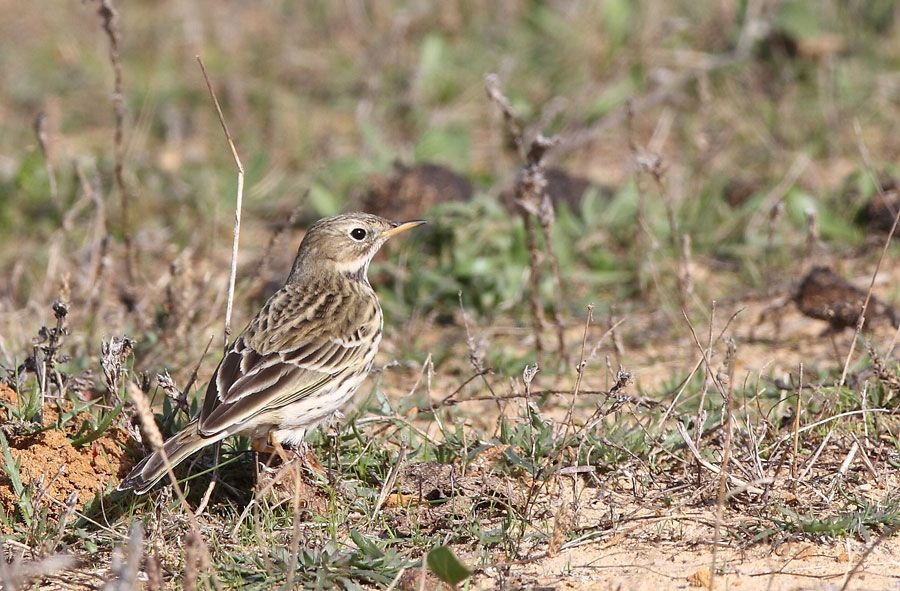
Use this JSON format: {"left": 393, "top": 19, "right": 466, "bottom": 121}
{"left": 119, "top": 213, "right": 425, "bottom": 494}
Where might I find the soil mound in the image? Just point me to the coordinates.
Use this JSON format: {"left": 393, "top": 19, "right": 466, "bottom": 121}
{"left": 0, "top": 384, "right": 133, "bottom": 518}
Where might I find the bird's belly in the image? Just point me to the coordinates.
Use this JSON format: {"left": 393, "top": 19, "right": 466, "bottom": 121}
{"left": 268, "top": 370, "right": 369, "bottom": 445}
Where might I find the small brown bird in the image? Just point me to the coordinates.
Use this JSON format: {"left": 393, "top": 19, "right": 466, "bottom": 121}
{"left": 120, "top": 213, "right": 425, "bottom": 494}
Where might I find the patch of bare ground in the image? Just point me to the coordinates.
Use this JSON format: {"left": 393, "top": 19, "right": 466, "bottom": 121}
{"left": 369, "top": 254, "right": 900, "bottom": 590}
{"left": 500, "top": 536, "right": 900, "bottom": 590}
{"left": 0, "top": 384, "right": 133, "bottom": 516}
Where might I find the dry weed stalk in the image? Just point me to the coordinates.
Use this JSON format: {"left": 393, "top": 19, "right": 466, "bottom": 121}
{"left": 693, "top": 302, "right": 717, "bottom": 448}
{"left": 100, "top": 335, "right": 133, "bottom": 406}
{"left": 867, "top": 343, "right": 900, "bottom": 393}
{"left": 22, "top": 299, "right": 70, "bottom": 420}
{"left": 837, "top": 121, "right": 900, "bottom": 390}
{"left": 194, "top": 55, "right": 245, "bottom": 507}
{"left": 627, "top": 104, "right": 694, "bottom": 309}
{"left": 0, "top": 554, "right": 77, "bottom": 590}
{"left": 94, "top": 0, "right": 135, "bottom": 283}
{"left": 145, "top": 552, "right": 163, "bottom": 591}
{"left": 563, "top": 305, "right": 593, "bottom": 439}
{"left": 709, "top": 338, "right": 737, "bottom": 591}
{"left": 790, "top": 363, "right": 803, "bottom": 482}
{"left": 196, "top": 56, "right": 245, "bottom": 349}
{"left": 156, "top": 369, "right": 188, "bottom": 414}
{"left": 485, "top": 73, "right": 567, "bottom": 363}
{"left": 33, "top": 111, "right": 58, "bottom": 202}
{"left": 103, "top": 523, "right": 143, "bottom": 591}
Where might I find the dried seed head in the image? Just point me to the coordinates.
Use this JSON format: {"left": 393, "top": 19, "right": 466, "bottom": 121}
{"left": 101, "top": 336, "right": 135, "bottom": 398}
{"left": 52, "top": 299, "right": 68, "bottom": 320}
{"left": 522, "top": 364, "right": 539, "bottom": 388}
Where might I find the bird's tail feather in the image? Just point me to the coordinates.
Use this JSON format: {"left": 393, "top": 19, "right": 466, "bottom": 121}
{"left": 118, "top": 421, "right": 223, "bottom": 494}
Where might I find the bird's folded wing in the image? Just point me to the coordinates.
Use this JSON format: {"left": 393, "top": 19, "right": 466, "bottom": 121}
{"left": 198, "top": 335, "right": 369, "bottom": 435}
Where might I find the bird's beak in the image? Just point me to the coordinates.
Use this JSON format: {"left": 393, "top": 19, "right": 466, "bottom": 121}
{"left": 382, "top": 219, "right": 427, "bottom": 239}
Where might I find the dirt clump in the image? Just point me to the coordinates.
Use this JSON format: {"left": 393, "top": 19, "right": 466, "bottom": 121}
{"left": 362, "top": 162, "right": 473, "bottom": 221}
{"left": 723, "top": 177, "right": 761, "bottom": 207}
{"left": 0, "top": 384, "right": 133, "bottom": 516}
{"left": 854, "top": 177, "right": 900, "bottom": 233}
{"left": 794, "top": 266, "right": 899, "bottom": 331}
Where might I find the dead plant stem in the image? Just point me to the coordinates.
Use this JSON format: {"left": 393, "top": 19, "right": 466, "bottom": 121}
{"left": 196, "top": 56, "right": 245, "bottom": 349}
{"left": 95, "top": 0, "right": 135, "bottom": 283}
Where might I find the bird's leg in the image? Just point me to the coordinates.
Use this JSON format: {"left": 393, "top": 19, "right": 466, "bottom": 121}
{"left": 250, "top": 437, "right": 265, "bottom": 485}
{"left": 251, "top": 434, "right": 293, "bottom": 466}
{"left": 283, "top": 440, "right": 325, "bottom": 475}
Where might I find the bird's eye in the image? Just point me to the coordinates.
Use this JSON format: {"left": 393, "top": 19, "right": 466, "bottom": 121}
{"left": 350, "top": 228, "right": 367, "bottom": 241}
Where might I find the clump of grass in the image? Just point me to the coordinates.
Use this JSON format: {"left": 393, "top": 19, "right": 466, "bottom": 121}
{"left": 764, "top": 495, "right": 900, "bottom": 542}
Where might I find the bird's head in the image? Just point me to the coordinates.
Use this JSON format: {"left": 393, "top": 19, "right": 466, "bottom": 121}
{"left": 288, "top": 213, "right": 425, "bottom": 282}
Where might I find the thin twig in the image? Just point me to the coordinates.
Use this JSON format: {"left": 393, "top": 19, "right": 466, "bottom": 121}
{"left": 563, "top": 305, "right": 593, "bottom": 439}
{"left": 709, "top": 338, "right": 737, "bottom": 591}
{"left": 837, "top": 121, "right": 900, "bottom": 390}
{"left": 33, "top": 112, "right": 58, "bottom": 203}
{"left": 838, "top": 526, "right": 897, "bottom": 591}
{"left": 675, "top": 423, "right": 765, "bottom": 495}
{"left": 791, "top": 363, "right": 803, "bottom": 482}
{"left": 768, "top": 408, "right": 890, "bottom": 454}
{"left": 693, "top": 301, "right": 717, "bottom": 446}
{"left": 196, "top": 56, "right": 245, "bottom": 348}
{"left": 95, "top": 0, "right": 135, "bottom": 283}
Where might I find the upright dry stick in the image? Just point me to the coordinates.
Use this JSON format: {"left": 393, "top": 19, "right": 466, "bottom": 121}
{"left": 33, "top": 112, "right": 58, "bottom": 203}
{"left": 521, "top": 213, "right": 549, "bottom": 360}
{"left": 563, "top": 304, "right": 593, "bottom": 440}
{"left": 709, "top": 339, "right": 736, "bottom": 591}
{"left": 196, "top": 56, "right": 245, "bottom": 348}
{"left": 485, "top": 73, "right": 567, "bottom": 362}
{"left": 837, "top": 121, "right": 900, "bottom": 391}
{"left": 791, "top": 363, "right": 803, "bottom": 483}
{"left": 95, "top": 0, "right": 134, "bottom": 282}
{"left": 195, "top": 56, "right": 244, "bottom": 511}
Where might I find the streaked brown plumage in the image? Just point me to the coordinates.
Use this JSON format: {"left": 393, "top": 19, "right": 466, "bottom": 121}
{"left": 120, "top": 213, "right": 424, "bottom": 494}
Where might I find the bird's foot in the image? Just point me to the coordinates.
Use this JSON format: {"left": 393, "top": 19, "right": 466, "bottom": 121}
{"left": 286, "top": 441, "right": 325, "bottom": 476}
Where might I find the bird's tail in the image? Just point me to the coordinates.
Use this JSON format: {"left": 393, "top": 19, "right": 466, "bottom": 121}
{"left": 118, "top": 420, "right": 223, "bottom": 494}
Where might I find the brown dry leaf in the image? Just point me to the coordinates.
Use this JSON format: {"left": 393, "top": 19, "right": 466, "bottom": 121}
{"left": 385, "top": 492, "right": 420, "bottom": 508}
{"left": 687, "top": 566, "right": 711, "bottom": 588}
{"left": 548, "top": 502, "right": 571, "bottom": 557}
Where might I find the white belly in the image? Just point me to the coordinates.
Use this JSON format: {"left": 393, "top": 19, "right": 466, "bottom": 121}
{"left": 269, "top": 332, "right": 381, "bottom": 446}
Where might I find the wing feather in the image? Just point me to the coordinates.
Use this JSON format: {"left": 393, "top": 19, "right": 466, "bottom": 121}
{"left": 197, "top": 280, "right": 380, "bottom": 437}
